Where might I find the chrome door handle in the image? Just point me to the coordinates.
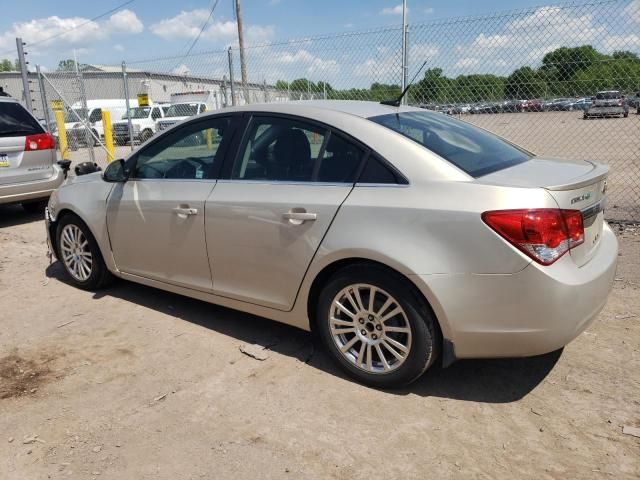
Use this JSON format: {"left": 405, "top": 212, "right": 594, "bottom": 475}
{"left": 283, "top": 211, "right": 317, "bottom": 223}
{"left": 173, "top": 207, "right": 198, "bottom": 216}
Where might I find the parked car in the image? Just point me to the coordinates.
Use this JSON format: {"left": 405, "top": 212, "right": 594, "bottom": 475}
{"left": 574, "top": 97, "right": 593, "bottom": 111}
{"left": 0, "top": 97, "right": 66, "bottom": 212}
{"left": 112, "top": 104, "right": 166, "bottom": 145}
{"left": 502, "top": 100, "right": 525, "bottom": 112}
{"left": 584, "top": 91, "right": 629, "bottom": 119}
{"left": 45, "top": 100, "right": 618, "bottom": 388}
{"left": 543, "top": 98, "right": 576, "bottom": 111}
{"left": 521, "top": 99, "right": 544, "bottom": 112}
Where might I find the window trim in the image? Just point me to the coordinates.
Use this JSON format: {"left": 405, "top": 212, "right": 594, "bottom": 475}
{"left": 126, "top": 114, "right": 238, "bottom": 181}
{"left": 219, "top": 112, "right": 377, "bottom": 185}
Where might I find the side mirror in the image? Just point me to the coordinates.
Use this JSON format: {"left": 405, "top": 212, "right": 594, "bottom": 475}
{"left": 103, "top": 159, "right": 128, "bottom": 182}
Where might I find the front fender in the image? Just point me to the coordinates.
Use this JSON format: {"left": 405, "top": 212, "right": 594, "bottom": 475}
{"left": 48, "top": 180, "right": 116, "bottom": 273}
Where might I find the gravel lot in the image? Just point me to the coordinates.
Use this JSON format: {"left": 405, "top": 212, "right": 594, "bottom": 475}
{"left": 1, "top": 203, "right": 639, "bottom": 478}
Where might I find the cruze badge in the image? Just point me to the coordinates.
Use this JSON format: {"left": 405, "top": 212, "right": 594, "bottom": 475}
{"left": 570, "top": 192, "right": 591, "bottom": 204}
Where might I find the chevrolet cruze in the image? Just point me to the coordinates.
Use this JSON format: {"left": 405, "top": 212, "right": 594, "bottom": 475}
{"left": 45, "top": 101, "right": 617, "bottom": 387}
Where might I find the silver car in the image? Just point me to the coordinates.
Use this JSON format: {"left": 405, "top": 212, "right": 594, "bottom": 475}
{"left": 45, "top": 101, "right": 618, "bottom": 387}
{"left": 0, "top": 96, "right": 65, "bottom": 211}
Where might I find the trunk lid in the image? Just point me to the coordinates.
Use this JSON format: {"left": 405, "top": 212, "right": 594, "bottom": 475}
{"left": 479, "top": 157, "right": 608, "bottom": 267}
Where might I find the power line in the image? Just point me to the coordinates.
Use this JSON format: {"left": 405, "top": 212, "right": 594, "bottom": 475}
{"left": 171, "top": 0, "right": 221, "bottom": 71}
{"left": 0, "top": 0, "right": 135, "bottom": 57}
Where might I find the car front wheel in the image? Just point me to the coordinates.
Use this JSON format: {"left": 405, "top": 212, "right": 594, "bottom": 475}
{"left": 56, "top": 214, "right": 113, "bottom": 290}
{"left": 317, "top": 264, "right": 439, "bottom": 388}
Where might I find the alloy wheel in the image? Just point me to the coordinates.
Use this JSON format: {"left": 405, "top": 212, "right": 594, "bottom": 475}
{"left": 60, "top": 224, "right": 92, "bottom": 282}
{"left": 329, "top": 284, "right": 412, "bottom": 374}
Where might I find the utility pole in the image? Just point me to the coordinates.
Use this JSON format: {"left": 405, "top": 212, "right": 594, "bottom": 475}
{"left": 234, "top": 0, "right": 248, "bottom": 102}
{"left": 16, "top": 38, "right": 33, "bottom": 113}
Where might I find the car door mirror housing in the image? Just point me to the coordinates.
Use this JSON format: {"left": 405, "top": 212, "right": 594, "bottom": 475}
{"left": 103, "top": 159, "right": 128, "bottom": 182}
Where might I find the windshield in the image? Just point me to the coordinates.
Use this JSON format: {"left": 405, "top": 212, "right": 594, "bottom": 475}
{"left": 596, "top": 92, "right": 621, "bottom": 100}
{"left": 64, "top": 108, "right": 88, "bottom": 122}
{"left": 369, "top": 111, "right": 531, "bottom": 177}
{"left": 123, "top": 107, "right": 151, "bottom": 119}
{"left": 165, "top": 104, "right": 199, "bottom": 117}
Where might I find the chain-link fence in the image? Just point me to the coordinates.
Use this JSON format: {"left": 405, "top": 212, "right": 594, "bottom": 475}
{"left": 27, "top": 0, "right": 640, "bottom": 220}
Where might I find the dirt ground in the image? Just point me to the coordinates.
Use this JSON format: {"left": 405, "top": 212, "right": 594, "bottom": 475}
{"left": 0, "top": 205, "right": 639, "bottom": 479}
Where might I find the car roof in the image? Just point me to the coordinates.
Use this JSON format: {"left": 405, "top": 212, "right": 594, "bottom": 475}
{"left": 222, "top": 100, "right": 423, "bottom": 119}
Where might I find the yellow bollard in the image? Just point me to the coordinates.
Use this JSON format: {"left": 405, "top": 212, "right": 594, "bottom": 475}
{"left": 206, "top": 128, "right": 214, "bottom": 150}
{"left": 54, "top": 110, "right": 69, "bottom": 160}
{"left": 102, "top": 110, "right": 115, "bottom": 162}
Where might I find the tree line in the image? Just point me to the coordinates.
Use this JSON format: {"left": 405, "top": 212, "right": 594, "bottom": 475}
{"left": 276, "top": 45, "right": 640, "bottom": 104}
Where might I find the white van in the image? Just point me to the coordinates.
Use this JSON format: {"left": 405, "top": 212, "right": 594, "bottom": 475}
{"left": 112, "top": 104, "right": 166, "bottom": 145}
{"left": 63, "top": 99, "right": 137, "bottom": 148}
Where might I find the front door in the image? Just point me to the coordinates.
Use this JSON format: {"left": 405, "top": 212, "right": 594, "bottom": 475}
{"left": 206, "top": 114, "right": 366, "bottom": 310}
{"left": 107, "top": 117, "right": 232, "bottom": 292}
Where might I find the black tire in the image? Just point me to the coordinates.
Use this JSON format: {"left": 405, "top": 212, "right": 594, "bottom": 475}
{"left": 55, "top": 214, "right": 113, "bottom": 290}
{"left": 316, "top": 264, "right": 439, "bottom": 388}
{"left": 623, "top": 112, "right": 628, "bottom": 118}
{"left": 115, "top": 138, "right": 125, "bottom": 146}
{"left": 21, "top": 200, "right": 48, "bottom": 214}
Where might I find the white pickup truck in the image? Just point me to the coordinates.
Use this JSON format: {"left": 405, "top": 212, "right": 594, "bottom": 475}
{"left": 112, "top": 104, "right": 168, "bottom": 145}
{"left": 156, "top": 102, "right": 207, "bottom": 132}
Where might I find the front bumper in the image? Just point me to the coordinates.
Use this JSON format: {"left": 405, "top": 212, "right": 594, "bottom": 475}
{"left": 0, "top": 165, "right": 65, "bottom": 205}
{"left": 412, "top": 223, "right": 618, "bottom": 359}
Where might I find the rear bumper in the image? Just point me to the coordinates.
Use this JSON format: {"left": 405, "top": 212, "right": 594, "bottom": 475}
{"left": 412, "top": 223, "right": 618, "bottom": 359}
{"left": 586, "top": 106, "right": 627, "bottom": 116}
{"left": 0, "top": 165, "right": 65, "bottom": 205}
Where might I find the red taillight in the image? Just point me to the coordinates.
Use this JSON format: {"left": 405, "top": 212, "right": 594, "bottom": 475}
{"left": 24, "top": 132, "right": 55, "bottom": 151}
{"left": 482, "top": 209, "right": 584, "bottom": 265}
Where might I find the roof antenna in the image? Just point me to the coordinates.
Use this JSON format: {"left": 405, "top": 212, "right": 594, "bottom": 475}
{"left": 380, "top": 61, "right": 428, "bottom": 107}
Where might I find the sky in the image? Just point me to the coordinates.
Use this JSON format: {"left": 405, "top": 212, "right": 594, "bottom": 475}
{"left": 0, "top": 0, "right": 638, "bottom": 87}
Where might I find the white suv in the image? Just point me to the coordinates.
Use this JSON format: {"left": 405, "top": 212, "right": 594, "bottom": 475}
{"left": 112, "top": 105, "right": 165, "bottom": 145}
{"left": 0, "top": 97, "right": 65, "bottom": 212}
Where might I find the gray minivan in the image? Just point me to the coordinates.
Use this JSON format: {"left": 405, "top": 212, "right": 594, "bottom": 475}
{"left": 0, "top": 96, "right": 65, "bottom": 212}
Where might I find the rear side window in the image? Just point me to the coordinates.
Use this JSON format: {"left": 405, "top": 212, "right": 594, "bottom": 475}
{"left": 358, "top": 155, "right": 407, "bottom": 184}
{"left": 369, "top": 111, "right": 531, "bottom": 177}
{"left": 0, "top": 102, "right": 44, "bottom": 137}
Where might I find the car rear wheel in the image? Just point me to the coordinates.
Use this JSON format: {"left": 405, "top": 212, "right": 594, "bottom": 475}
{"left": 56, "top": 214, "right": 113, "bottom": 290}
{"left": 317, "top": 264, "right": 439, "bottom": 388}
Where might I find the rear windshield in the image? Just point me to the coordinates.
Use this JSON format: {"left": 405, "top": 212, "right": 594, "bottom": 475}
{"left": 0, "top": 101, "right": 44, "bottom": 137}
{"left": 596, "top": 92, "right": 621, "bottom": 99}
{"left": 369, "top": 111, "right": 531, "bottom": 177}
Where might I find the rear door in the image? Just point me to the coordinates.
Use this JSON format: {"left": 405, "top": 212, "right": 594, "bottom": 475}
{"left": 205, "top": 114, "right": 366, "bottom": 311}
{"left": 0, "top": 100, "right": 53, "bottom": 186}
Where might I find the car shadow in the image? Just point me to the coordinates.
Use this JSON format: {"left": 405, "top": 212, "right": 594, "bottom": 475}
{"left": 46, "top": 262, "right": 561, "bottom": 403}
{"left": 0, "top": 204, "right": 45, "bottom": 228}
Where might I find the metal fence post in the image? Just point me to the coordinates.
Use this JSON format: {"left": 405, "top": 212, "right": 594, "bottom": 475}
{"left": 16, "top": 38, "right": 33, "bottom": 113}
{"left": 122, "top": 61, "right": 134, "bottom": 151}
{"left": 400, "top": 0, "right": 408, "bottom": 96}
{"left": 75, "top": 60, "right": 95, "bottom": 163}
{"left": 228, "top": 47, "right": 236, "bottom": 106}
{"left": 36, "top": 65, "right": 52, "bottom": 133}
